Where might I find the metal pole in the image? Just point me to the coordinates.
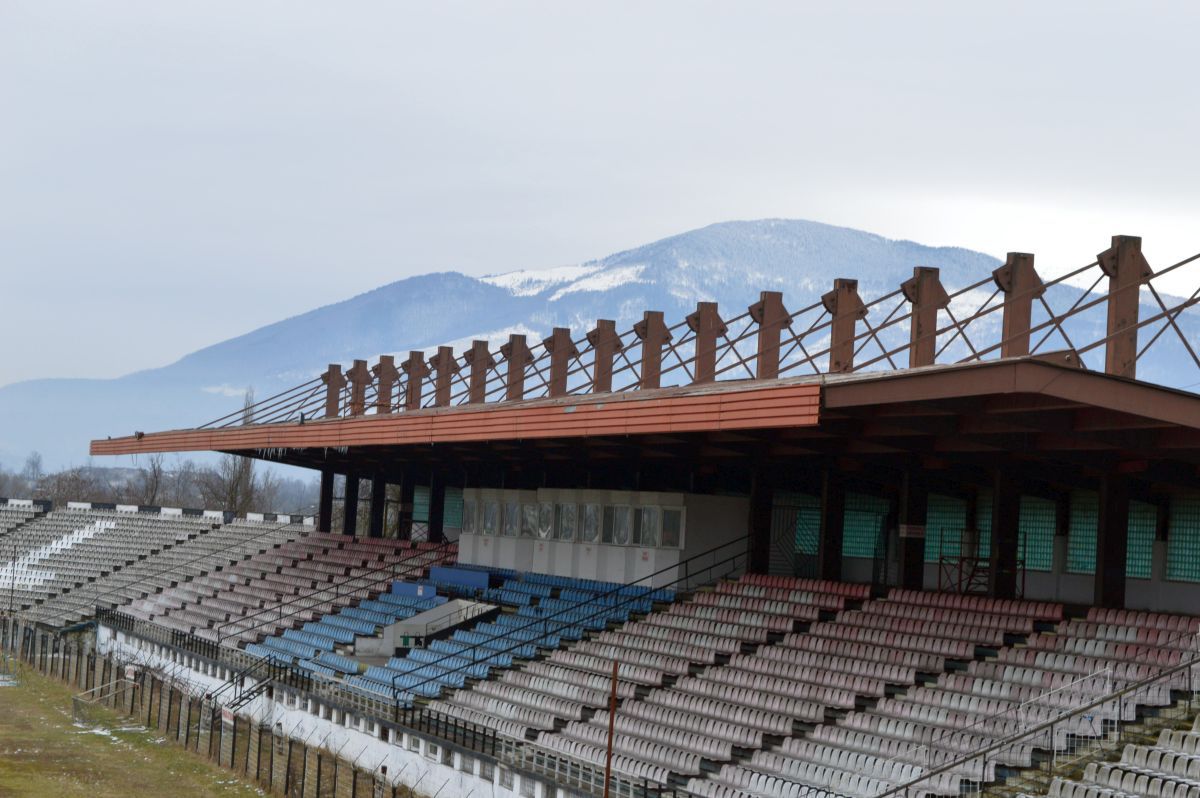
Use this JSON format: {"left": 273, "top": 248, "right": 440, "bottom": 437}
{"left": 603, "top": 659, "right": 618, "bottom": 798}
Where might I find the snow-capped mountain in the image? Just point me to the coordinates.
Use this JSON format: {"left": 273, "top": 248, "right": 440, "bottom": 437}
{"left": 1, "top": 219, "right": 1193, "bottom": 469}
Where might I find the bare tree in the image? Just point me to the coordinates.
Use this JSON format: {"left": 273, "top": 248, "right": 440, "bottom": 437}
{"left": 136, "top": 453, "right": 165, "bottom": 505}
{"left": 21, "top": 451, "right": 44, "bottom": 486}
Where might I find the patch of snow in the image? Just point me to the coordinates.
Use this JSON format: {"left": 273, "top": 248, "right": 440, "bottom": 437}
{"left": 482, "top": 263, "right": 603, "bottom": 296}
{"left": 201, "top": 384, "right": 250, "bottom": 398}
{"left": 549, "top": 264, "right": 648, "bottom": 301}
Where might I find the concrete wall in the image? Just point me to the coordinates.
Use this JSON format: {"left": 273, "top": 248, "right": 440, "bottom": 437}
{"left": 459, "top": 488, "right": 748, "bottom": 587}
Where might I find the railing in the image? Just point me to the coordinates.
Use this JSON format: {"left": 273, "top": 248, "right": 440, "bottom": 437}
{"left": 386, "top": 533, "right": 752, "bottom": 711}
{"left": 869, "top": 630, "right": 1200, "bottom": 798}
{"left": 196, "top": 237, "right": 1200, "bottom": 430}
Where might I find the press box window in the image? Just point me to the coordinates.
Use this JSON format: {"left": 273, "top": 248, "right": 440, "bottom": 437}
{"left": 521, "top": 504, "right": 538, "bottom": 537}
{"left": 634, "top": 507, "right": 661, "bottom": 546}
{"left": 555, "top": 504, "right": 577, "bottom": 541}
{"left": 503, "top": 502, "right": 520, "bottom": 537}
{"left": 662, "top": 509, "right": 683, "bottom": 547}
{"left": 580, "top": 504, "right": 600, "bottom": 542}
{"left": 461, "top": 501, "right": 476, "bottom": 534}
{"left": 603, "top": 506, "right": 632, "bottom": 544}
{"left": 482, "top": 501, "right": 499, "bottom": 536}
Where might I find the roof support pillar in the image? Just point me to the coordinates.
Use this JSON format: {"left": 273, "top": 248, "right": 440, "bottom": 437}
{"left": 317, "top": 469, "right": 334, "bottom": 533}
{"left": 1095, "top": 473, "right": 1131, "bottom": 608}
{"left": 1097, "top": 235, "right": 1153, "bottom": 379}
{"left": 396, "top": 478, "right": 415, "bottom": 541}
{"left": 342, "top": 474, "right": 359, "bottom": 537}
{"left": 401, "top": 351, "right": 429, "bottom": 411}
{"left": 427, "top": 479, "right": 447, "bottom": 543}
{"left": 371, "top": 356, "right": 399, "bottom": 414}
{"left": 634, "top": 310, "right": 671, "bottom": 390}
{"left": 542, "top": 328, "right": 578, "bottom": 398}
{"left": 988, "top": 469, "right": 1021, "bottom": 599}
{"left": 993, "top": 253, "right": 1043, "bottom": 358}
{"left": 586, "top": 320, "right": 623, "bottom": 394}
{"left": 818, "top": 467, "right": 845, "bottom": 581}
{"left": 321, "top": 365, "right": 346, "bottom": 419}
{"left": 898, "top": 471, "right": 927, "bottom": 591}
{"left": 463, "top": 340, "right": 495, "bottom": 404}
{"left": 368, "top": 476, "right": 386, "bottom": 539}
{"left": 346, "top": 359, "right": 370, "bottom": 416}
{"left": 501, "top": 334, "right": 533, "bottom": 402}
{"left": 686, "top": 302, "right": 725, "bottom": 384}
{"left": 428, "top": 346, "right": 458, "bottom": 408}
{"left": 748, "top": 471, "right": 773, "bottom": 574}
{"left": 749, "top": 291, "right": 789, "bottom": 380}
{"left": 901, "top": 267, "right": 950, "bottom": 368}
{"left": 822, "top": 279, "right": 867, "bottom": 373}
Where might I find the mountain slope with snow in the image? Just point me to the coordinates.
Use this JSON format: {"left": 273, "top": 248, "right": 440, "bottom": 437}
{"left": 2, "top": 219, "right": 1193, "bottom": 468}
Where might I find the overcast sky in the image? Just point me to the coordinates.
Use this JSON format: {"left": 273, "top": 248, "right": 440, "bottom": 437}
{"left": 3, "top": 1, "right": 1198, "bottom": 387}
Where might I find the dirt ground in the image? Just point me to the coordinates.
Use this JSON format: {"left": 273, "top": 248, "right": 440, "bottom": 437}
{"left": 0, "top": 662, "right": 262, "bottom": 797}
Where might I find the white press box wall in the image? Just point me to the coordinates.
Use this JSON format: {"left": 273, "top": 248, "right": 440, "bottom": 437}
{"left": 457, "top": 487, "right": 748, "bottom": 587}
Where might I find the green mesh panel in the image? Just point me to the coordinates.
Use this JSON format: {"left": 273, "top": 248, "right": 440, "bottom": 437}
{"left": 443, "top": 487, "right": 464, "bottom": 528}
{"left": 1126, "top": 500, "right": 1156, "bottom": 580}
{"left": 773, "top": 492, "right": 821, "bottom": 556}
{"left": 413, "top": 486, "right": 430, "bottom": 523}
{"left": 844, "top": 492, "right": 889, "bottom": 558}
{"left": 1019, "top": 496, "right": 1055, "bottom": 572}
{"left": 975, "top": 489, "right": 992, "bottom": 559}
{"left": 1168, "top": 493, "right": 1200, "bottom": 582}
{"left": 925, "top": 493, "right": 968, "bottom": 563}
{"left": 1067, "top": 490, "right": 1098, "bottom": 575}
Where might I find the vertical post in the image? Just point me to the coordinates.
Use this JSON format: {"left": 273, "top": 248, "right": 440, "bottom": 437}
{"left": 345, "top": 359, "right": 371, "bottom": 416}
{"left": 500, "top": 334, "right": 533, "bottom": 402}
{"left": 633, "top": 310, "right": 671, "bottom": 390}
{"left": 342, "top": 475, "right": 359, "bottom": 537}
{"left": 542, "top": 327, "right": 578, "bottom": 398}
{"left": 898, "top": 470, "right": 928, "bottom": 590}
{"left": 686, "top": 302, "right": 725, "bottom": 385}
{"left": 901, "top": 267, "right": 951, "bottom": 368}
{"left": 317, "top": 470, "right": 334, "bottom": 533}
{"left": 428, "top": 479, "right": 447, "bottom": 543}
{"left": 320, "top": 365, "right": 346, "bottom": 419}
{"left": 428, "top": 346, "right": 459, "bottom": 408}
{"left": 747, "top": 470, "right": 772, "bottom": 573}
{"left": 1095, "top": 473, "right": 1131, "bottom": 608}
{"left": 992, "top": 253, "right": 1043, "bottom": 358}
{"left": 603, "top": 659, "right": 618, "bottom": 798}
{"left": 400, "top": 351, "right": 430, "bottom": 411}
{"left": 368, "top": 477, "right": 386, "bottom": 539}
{"left": 748, "top": 291, "right": 790, "bottom": 379}
{"left": 586, "top": 320, "right": 623, "bottom": 394}
{"left": 819, "top": 466, "right": 846, "bottom": 581}
{"left": 1097, "top": 235, "right": 1153, "bottom": 378}
{"left": 989, "top": 469, "right": 1021, "bottom": 599}
{"left": 397, "top": 478, "right": 415, "bottom": 541}
{"left": 463, "top": 340, "right": 495, "bottom": 404}
{"left": 821, "top": 279, "right": 868, "bottom": 372}
{"left": 371, "top": 355, "right": 399, "bottom": 414}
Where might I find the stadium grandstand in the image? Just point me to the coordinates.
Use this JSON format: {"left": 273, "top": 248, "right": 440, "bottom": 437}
{"left": 4, "top": 234, "right": 1200, "bottom": 798}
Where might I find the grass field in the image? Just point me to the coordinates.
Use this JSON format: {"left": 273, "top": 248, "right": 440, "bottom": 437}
{"left": 0, "top": 663, "right": 262, "bottom": 797}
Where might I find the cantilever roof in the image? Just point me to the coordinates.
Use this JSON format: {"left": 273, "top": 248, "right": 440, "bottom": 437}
{"left": 91, "top": 358, "right": 1200, "bottom": 475}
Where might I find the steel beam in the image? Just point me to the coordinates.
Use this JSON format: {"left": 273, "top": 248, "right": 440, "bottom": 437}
{"left": 342, "top": 474, "right": 359, "bottom": 537}
{"left": 1094, "top": 472, "right": 1131, "bottom": 608}
{"left": 993, "top": 253, "right": 1043, "bottom": 358}
{"left": 686, "top": 302, "right": 725, "bottom": 385}
{"left": 901, "top": 267, "right": 950, "bottom": 368}
{"left": 749, "top": 291, "right": 789, "bottom": 380}
{"left": 819, "top": 467, "right": 846, "bottom": 581}
{"left": 988, "top": 469, "right": 1021, "bottom": 599}
{"left": 1097, "top": 235, "right": 1153, "bottom": 378}
{"left": 822, "top": 279, "right": 867, "bottom": 373}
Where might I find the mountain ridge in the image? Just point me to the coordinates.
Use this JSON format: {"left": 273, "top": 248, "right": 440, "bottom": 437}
{"left": 3, "top": 218, "right": 1193, "bottom": 469}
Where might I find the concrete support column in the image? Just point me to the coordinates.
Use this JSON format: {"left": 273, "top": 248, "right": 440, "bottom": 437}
{"left": 748, "top": 471, "right": 773, "bottom": 574}
{"left": 428, "top": 479, "right": 447, "bottom": 543}
{"left": 397, "top": 479, "right": 415, "bottom": 541}
{"left": 342, "top": 474, "right": 359, "bottom": 537}
{"left": 898, "top": 471, "right": 928, "bottom": 590}
{"left": 818, "top": 467, "right": 845, "bottom": 581}
{"left": 317, "top": 470, "right": 334, "bottom": 533}
{"left": 368, "top": 477, "right": 387, "bottom": 539}
{"left": 1095, "top": 473, "right": 1131, "bottom": 608}
{"left": 989, "top": 469, "right": 1021, "bottom": 599}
